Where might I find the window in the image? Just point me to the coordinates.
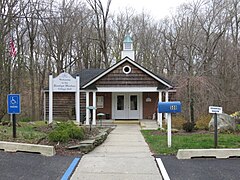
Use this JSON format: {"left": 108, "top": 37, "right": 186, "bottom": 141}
{"left": 124, "top": 42, "right": 132, "bottom": 50}
{"left": 117, "top": 95, "right": 124, "bottom": 110}
{"left": 123, "top": 65, "right": 131, "bottom": 74}
{"left": 97, "top": 96, "right": 104, "bottom": 108}
{"left": 130, "top": 95, "right": 137, "bottom": 110}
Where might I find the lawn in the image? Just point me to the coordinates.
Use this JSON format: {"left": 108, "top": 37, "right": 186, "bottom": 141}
{"left": 141, "top": 130, "right": 240, "bottom": 155}
{"left": 0, "top": 121, "right": 48, "bottom": 144}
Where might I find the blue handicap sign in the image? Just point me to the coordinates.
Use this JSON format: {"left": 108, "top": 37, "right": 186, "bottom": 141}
{"left": 7, "top": 94, "right": 21, "bottom": 114}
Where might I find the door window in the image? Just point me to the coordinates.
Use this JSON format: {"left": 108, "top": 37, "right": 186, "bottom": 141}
{"left": 117, "top": 95, "right": 124, "bottom": 110}
{"left": 130, "top": 95, "right": 138, "bottom": 110}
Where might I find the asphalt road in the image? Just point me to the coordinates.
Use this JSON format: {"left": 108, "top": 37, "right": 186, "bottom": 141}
{"left": 0, "top": 151, "right": 78, "bottom": 180}
{"left": 159, "top": 155, "right": 240, "bottom": 180}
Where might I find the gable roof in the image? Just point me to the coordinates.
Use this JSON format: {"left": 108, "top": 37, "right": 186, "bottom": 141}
{"left": 72, "top": 69, "right": 105, "bottom": 87}
{"left": 82, "top": 57, "right": 173, "bottom": 89}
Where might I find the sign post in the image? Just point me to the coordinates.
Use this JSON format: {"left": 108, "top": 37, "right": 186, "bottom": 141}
{"left": 158, "top": 101, "right": 181, "bottom": 147}
{"left": 48, "top": 72, "right": 80, "bottom": 124}
{"left": 7, "top": 94, "right": 21, "bottom": 138}
{"left": 209, "top": 106, "right": 222, "bottom": 148}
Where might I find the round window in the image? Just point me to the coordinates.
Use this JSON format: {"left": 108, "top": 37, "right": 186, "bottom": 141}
{"left": 123, "top": 65, "right": 131, "bottom": 74}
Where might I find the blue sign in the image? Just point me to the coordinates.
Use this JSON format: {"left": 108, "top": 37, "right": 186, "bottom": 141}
{"left": 158, "top": 101, "right": 181, "bottom": 113}
{"left": 7, "top": 94, "right": 21, "bottom": 114}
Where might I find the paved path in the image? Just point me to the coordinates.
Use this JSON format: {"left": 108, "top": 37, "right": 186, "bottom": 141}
{"left": 71, "top": 124, "right": 162, "bottom": 180}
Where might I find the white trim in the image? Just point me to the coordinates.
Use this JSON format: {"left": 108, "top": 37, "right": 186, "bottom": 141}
{"left": 82, "top": 58, "right": 172, "bottom": 89}
{"left": 43, "top": 92, "right": 46, "bottom": 121}
{"left": 97, "top": 87, "right": 158, "bottom": 92}
{"left": 158, "top": 90, "right": 163, "bottom": 128}
{"left": 92, "top": 91, "right": 96, "bottom": 125}
{"left": 49, "top": 74, "right": 53, "bottom": 124}
{"left": 85, "top": 91, "right": 90, "bottom": 125}
{"left": 122, "top": 65, "right": 131, "bottom": 74}
{"left": 75, "top": 75, "right": 80, "bottom": 124}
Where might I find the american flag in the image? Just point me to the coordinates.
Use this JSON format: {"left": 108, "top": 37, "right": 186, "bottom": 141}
{"left": 9, "top": 38, "right": 17, "bottom": 57}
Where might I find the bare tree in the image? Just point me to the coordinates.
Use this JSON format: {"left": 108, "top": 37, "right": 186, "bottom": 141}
{"left": 86, "top": 0, "right": 112, "bottom": 68}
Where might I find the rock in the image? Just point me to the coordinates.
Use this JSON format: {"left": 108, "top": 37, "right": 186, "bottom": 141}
{"left": 209, "top": 113, "right": 236, "bottom": 132}
{"left": 171, "top": 128, "right": 179, "bottom": 133}
{"left": 78, "top": 144, "right": 94, "bottom": 153}
{"left": 68, "top": 145, "right": 81, "bottom": 150}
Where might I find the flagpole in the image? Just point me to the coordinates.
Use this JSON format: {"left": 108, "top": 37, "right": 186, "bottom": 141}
{"left": 9, "top": 33, "right": 17, "bottom": 123}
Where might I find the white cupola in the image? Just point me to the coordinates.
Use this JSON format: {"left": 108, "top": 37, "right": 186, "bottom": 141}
{"left": 121, "top": 34, "right": 135, "bottom": 60}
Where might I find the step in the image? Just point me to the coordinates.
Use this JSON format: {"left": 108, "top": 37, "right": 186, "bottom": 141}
{"left": 113, "top": 120, "right": 140, "bottom": 125}
{"left": 177, "top": 148, "right": 240, "bottom": 159}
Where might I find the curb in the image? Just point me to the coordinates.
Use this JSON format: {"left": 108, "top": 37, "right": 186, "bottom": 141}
{"left": 61, "top": 158, "right": 80, "bottom": 180}
{"left": 0, "top": 141, "right": 55, "bottom": 156}
{"left": 177, "top": 148, "right": 240, "bottom": 159}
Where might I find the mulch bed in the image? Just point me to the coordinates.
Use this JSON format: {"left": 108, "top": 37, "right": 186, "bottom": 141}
{"left": 37, "top": 126, "right": 103, "bottom": 156}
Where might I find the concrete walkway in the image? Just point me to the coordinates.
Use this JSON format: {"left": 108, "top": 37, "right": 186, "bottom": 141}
{"left": 71, "top": 124, "right": 162, "bottom": 180}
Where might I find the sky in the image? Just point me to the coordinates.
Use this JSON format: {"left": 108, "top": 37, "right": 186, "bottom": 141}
{"left": 103, "top": 0, "right": 192, "bottom": 20}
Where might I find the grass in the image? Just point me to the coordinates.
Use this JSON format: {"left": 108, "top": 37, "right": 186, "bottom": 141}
{"left": 0, "top": 121, "right": 48, "bottom": 144}
{"left": 141, "top": 130, "right": 240, "bottom": 155}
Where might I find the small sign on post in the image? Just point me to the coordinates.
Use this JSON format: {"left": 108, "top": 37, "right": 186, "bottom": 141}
{"left": 209, "top": 106, "right": 222, "bottom": 148}
{"left": 158, "top": 101, "right": 182, "bottom": 147}
{"left": 7, "top": 94, "right": 21, "bottom": 138}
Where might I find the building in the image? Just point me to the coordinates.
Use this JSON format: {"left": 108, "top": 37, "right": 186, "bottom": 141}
{"left": 44, "top": 35, "right": 175, "bottom": 125}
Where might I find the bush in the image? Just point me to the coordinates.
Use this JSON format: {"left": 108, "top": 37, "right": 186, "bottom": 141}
{"left": 183, "top": 122, "right": 195, "bottom": 132}
{"left": 195, "top": 114, "right": 211, "bottom": 130}
{"left": 171, "top": 115, "right": 187, "bottom": 130}
{"left": 48, "top": 122, "right": 84, "bottom": 142}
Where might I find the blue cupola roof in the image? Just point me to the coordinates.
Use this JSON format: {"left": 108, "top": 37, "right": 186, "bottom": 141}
{"left": 123, "top": 34, "right": 133, "bottom": 43}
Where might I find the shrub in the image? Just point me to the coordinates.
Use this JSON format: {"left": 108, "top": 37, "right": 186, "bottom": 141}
{"left": 48, "top": 122, "right": 84, "bottom": 142}
{"left": 183, "top": 122, "right": 195, "bottom": 132}
{"left": 195, "top": 114, "right": 211, "bottom": 130}
{"left": 171, "top": 115, "right": 187, "bottom": 130}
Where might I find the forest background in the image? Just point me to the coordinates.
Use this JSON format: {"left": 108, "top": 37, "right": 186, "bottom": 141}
{"left": 0, "top": 0, "right": 239, "bottom": 122}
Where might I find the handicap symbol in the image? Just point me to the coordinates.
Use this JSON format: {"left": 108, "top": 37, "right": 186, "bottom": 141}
{"left": 11, "top": 97, "right": 17, "bottom": 105}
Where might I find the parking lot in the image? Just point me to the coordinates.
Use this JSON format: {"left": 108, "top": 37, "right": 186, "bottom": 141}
{"left": 1, "top": 150, "right": 240, "bottom": 180}
{"left": 0, "top": 151, "right": 78, "bottom": 180}
{"left": 159, "top": 155, "right": 240, "bottom": 180}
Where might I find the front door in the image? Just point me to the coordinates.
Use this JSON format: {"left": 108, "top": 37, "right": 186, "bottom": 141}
{"left": 112, "top": 93, "right": 142, "bottom": 119}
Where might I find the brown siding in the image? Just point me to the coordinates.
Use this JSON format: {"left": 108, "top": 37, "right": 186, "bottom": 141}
{"left": 143, "top": 92, "right": 158, "bottom": 119}
{"left": 89, "top": 92, "right": 112, "bottom": 119}
{"left": 96, "top": 62, "right": 159, "bottom": 87}
{"left": 45, "top": 92, "right": 86, "bottom": 120}
{"left": 96, "top": 92, "right": 112, "bottom": 119}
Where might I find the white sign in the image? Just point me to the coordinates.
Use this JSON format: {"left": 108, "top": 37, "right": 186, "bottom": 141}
{"left": 209, "top": 106, "right": 222, "bottom": 114}
{"left": 53, "top": 72, "right": 76, "bottom": 92}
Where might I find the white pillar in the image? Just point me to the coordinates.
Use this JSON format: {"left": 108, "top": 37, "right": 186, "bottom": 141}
{"left": 165, "top": 91, "right": 169, "bottom": 124}
{"left": 158, "top": 91, "right": 163, "bottom": 128}
{"left": 75, "top": 75, "right": 80, "bottom": 124}
{"left": 167, "top": 113, "right": 172, "bottom": 147}
{"left": 43, "top": 91, "right": 46, "bottom": 121}
{"left": 92, "top": 91, "right": 97, "bottom": 125}
{"left": 86, "top": 91, "right": 90, "bottom": 125}
{"left": 49, "top": 73, "right": 53, "bottom": 124}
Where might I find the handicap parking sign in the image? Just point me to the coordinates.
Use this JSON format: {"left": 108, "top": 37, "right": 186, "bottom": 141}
{"left": 7, "top": 94, "right": 21, "bottom": 114}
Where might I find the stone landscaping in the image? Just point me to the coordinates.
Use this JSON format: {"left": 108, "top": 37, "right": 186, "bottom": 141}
{"left": 68, "top": 127, "right": 114, "bottom": 154}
